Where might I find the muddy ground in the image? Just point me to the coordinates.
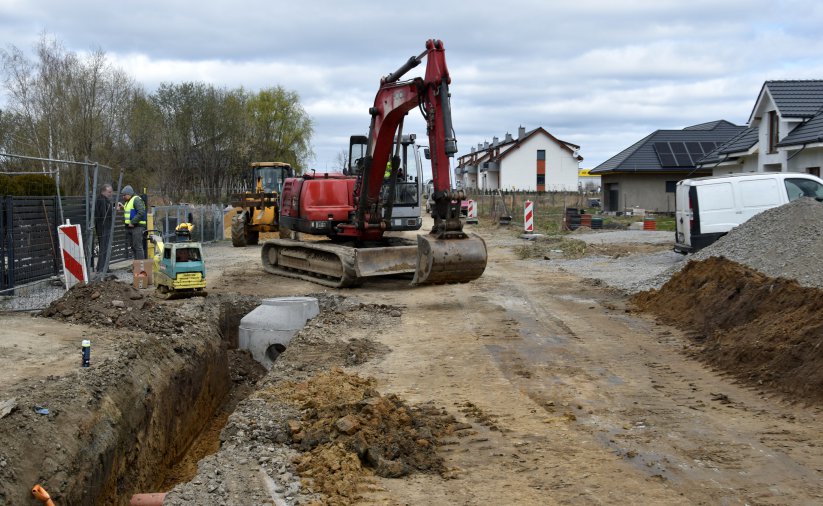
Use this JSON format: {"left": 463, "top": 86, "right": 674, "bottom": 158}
{"left": 1, "top": 219, "right": 822, "bottom": 505}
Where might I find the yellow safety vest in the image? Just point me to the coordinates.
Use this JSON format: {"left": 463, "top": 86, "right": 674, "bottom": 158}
{"left": 384, "top": 161, "right": 392, "bottom": 179}
{"left": 123, "top": 196, "right": 146, "bottom": 225}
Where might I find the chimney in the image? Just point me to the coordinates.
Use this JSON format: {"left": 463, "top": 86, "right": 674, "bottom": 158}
{"left": 492, "top": 136, "right": 499, "bottom": 146}
{"left": 518, "top": 126, "right": 526, "bottom": 139}
{"left": 477, "top": 143, "right": 483, "bottom": 151}
{"left": 470, "top": 146, "right": 475, "bottom": 153}
{"left": 504, "top": 133, "right": 513, "bottom": 142}
{"left": 483, "top": 141, "right": 489, "bottom": 149}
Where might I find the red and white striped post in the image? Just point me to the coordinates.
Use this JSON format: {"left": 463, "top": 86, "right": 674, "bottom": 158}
{"left": 524, "top": 200, "right": 534, "bottom": 233}
{"left": 57, "top": 221, "right": 88, "bottom": 289}
{"left": 466, "top": 199, "right": 478, "bottom": 224}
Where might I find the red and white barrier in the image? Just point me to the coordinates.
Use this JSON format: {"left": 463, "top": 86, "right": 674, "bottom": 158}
{"left": 524, "top": 200, "right": 534, "bottom": 233}
{"left": 466, "top": 199, "right": 478, "bottom": 224}
{"left": 57, "top": 221, "right": 88, "bottom": 289}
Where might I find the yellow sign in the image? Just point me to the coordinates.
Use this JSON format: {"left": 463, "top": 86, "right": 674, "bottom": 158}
{"left": 578, "top": 169, "right": 595, "bottom": 177}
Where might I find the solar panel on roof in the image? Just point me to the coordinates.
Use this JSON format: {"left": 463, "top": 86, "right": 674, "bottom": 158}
{"left": 700, "top": 142, "right": 717, "bottom": 153}
{"left": 673, "top": 152, "right": 693, "bottom": 166}
{"left": 668, "top": 142, "right": 695, "bottom": 166}
{"left": 670, "top": 142, "right": 688, "bottom": 154}
{"left": 653, "top": 142, "right": 673, "bottom": 156}
{"left": 652, "top": 142, "right": 678, "bottom": 167}
{"left": 658, "top": 153, "right": 677, "bottom": 166}
{"left": 685, "top": 141, "right": 703, "bottom": 155}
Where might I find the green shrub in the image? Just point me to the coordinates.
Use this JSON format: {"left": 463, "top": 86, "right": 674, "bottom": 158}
{"left": 0, "top": 174, "right": 22, "bottom": 196}
{"left": 9, "top": 174, "right": 57, "bottom": 196}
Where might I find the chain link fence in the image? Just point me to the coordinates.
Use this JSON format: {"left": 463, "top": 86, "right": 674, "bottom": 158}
{"left": 1, "top": 152, "right": 227, "bottom": 312}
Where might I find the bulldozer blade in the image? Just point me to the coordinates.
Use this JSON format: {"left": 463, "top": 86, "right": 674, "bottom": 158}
{"left": 412, "top": 233, "right": 488, "bottom": 285}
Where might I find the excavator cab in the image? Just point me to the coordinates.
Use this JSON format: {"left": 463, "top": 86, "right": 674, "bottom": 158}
{"left": 254, "top": 163, "right": 292, "bottom": 194}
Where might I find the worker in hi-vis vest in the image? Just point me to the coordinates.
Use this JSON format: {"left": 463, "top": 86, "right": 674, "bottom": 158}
{"left": 120, "top": 185, "right": 147, "bottom": 260}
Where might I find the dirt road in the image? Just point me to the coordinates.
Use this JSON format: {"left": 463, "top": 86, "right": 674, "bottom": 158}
{"left": 202, "top": 228, "right": 823, "bottom": 505}
{"left": 2, "top": 220, "right": 821, "bottom": 505}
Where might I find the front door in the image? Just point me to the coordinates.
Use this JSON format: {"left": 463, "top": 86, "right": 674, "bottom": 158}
{"left": 606, "top": 183, "right": 619, "bottom": 212}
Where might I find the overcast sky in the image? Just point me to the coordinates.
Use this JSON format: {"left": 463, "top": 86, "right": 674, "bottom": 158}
{"left": 3, "top": 0, "right": 823, "bottom": 177}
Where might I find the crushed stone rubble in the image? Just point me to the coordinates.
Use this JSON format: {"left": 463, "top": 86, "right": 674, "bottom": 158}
{"left": 688, "top": 197, "right": 823, "bottom": 289}
{"left": 547, "top": 198, "right": 823, "bottom": 293}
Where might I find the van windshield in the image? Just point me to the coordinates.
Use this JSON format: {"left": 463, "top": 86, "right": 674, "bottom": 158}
{"left": 785, "top": 178, "right": 823, "bottom": 202}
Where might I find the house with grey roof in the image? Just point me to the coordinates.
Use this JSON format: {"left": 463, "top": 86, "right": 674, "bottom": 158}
{"left": 590, "top": 120, "right": 745, "bottom": 213}
{"left": 698, "top": 80, "right": 823, "bottom": 177}
{"left": 455, "top": 126, "right": 582, "bottom": 192}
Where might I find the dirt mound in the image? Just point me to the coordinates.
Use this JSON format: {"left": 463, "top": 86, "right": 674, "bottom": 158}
{"left": 40, "top": 279, "right": 183, "bottom": 335}
{"left": 691, "top": 197, "right": 823, "bottom": 289}
{"left": 261, "top": 368, "right": 460, "bottom": 503}
{"left": 633, "top": 256, "right": 823, "bottom": 403}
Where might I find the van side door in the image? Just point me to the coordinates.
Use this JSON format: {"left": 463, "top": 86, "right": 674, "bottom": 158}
{"left": 737, "top": 178, "right": 782, "bottom": 222}
{"left": 695, "top": 182, "right": 736, "bottom": 234}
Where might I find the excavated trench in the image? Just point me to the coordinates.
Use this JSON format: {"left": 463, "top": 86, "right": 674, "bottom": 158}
{"left": 0, "top": 288, "right": 267, "bottom": 506}
{"left": 115, "top": 299, "right": 268, "bottom": 502}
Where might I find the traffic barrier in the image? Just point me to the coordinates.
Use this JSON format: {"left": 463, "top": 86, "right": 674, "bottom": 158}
{"left": 57, "top": 221, "right": 88, "bottom": 289}
{"left": 466, "top": 199, "right": 478, "bottom": 224}
{"left": 643, "top": 217, "right": 657, "bottom": 231}
{"left": 581, "top": 214, "right": 592, "bottom": 228}
{"left": 524, "top": 200, "right": 534, "bottom": 233}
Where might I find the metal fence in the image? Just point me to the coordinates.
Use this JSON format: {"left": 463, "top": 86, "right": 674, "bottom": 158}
{"left": 151, "top": 205, "right": 224, "bottom": 243}
{"left": 1, "top": 197, "right": 223, "bottom": 296}
{"left": 466, "top": 191, "right": 590, "bottom": 232}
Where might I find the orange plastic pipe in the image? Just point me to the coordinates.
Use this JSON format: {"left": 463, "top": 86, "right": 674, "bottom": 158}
{"left": 31, "top": 484, "right": 55, "bottom": 506}
{"left": 129, "top": 492, "right": 166, "bottom": 505}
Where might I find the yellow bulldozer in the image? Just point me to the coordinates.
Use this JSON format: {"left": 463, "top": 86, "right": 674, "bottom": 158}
{"left": 230, "top": 161, "right": 294, "bottom": 247}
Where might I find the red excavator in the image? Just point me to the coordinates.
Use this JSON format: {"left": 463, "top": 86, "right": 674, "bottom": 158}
{"left": 260, "top": 39, "right": 487, "bottom": 287}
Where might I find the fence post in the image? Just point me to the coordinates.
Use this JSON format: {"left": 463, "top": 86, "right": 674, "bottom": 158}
{"left": 5, "top": 196, "right": 14, "bottom": 292}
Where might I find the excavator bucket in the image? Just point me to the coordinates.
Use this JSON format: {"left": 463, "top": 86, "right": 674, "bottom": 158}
{"left": 412, "top": 233, "right": 488, "bottom": 285}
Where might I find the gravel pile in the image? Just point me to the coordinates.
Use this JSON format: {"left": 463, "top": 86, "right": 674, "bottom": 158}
{"left": 553, "top": 198, "right": 823, "bottom": 294}
{"left": 688, "top": 197, "right": 823, "bottom": 289}
{"left": 638, "top": 197, "right": 823, "bottom": 293}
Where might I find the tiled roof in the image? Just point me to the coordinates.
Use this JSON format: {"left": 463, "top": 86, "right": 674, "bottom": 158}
{"left": 761, "top": 80, "right": 823, "bottom": 118}
{"left": 778, "top": 111, "right": 823, "bottom": 147}
{"left": 697, "top": 127, "right": 759, "bottom": 164}
{"left": 683, "top": 119, "right": 738, "bottom": 131}
{"left": 591, "top": 121, "right": 744, "bottom": 174}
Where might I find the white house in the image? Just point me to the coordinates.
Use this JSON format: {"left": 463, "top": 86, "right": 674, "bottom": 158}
{"left": 699, "top": 80, "right": 823, "bottom": 177}
{"left": 455, "top": 126, "right": 582, "bottom": 191}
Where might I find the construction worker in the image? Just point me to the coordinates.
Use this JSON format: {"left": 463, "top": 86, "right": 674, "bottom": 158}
{"left": 120, "top": 185, "right": 147, "bottom": 259}
{"left": 93, "top": 183, "right": 114, "bottom": 272}
{"left": 384, "top": 160, "right": 392, "bottom": 180}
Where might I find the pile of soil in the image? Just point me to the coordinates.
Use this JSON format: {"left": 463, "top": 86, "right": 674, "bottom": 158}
{"left": 633, "top": 256, "right": 823, "bottom": 403}
{"left": 261, "top": 368, "right": 460, "bottom": 503}
{"left": 40, "top": 280, "right": 183, "bottom": 335}
{"left": 689, "top": 197, "right": 823, "bottom": 289}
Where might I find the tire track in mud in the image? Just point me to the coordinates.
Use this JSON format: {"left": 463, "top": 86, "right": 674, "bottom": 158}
{"left": 481, "top": 261, "right": 823, "bottom": 504}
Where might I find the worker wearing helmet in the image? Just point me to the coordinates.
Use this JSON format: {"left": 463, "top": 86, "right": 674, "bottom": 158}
{"left": 120, "top": 185, "right": 147, "bottom": 259}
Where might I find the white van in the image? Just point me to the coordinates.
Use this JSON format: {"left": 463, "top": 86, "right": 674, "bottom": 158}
{"left": 674, "top": 172, "right": 823, "bottom": 253}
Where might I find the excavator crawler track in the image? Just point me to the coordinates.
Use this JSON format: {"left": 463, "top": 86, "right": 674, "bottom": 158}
{"left": 261, "top": 234, "right": 487, "bottom": 288}
{"left": 261, "top": 239, "right": 360, "bottom": 288}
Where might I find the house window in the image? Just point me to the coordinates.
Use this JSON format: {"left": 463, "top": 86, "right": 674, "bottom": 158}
{"left": 537, "top": 174, "right": 545, "bottom": 186}
{"left": 665, "top": 181, "right": 677, "bottom": 193}
{"left": 537, "top": 150, "right": 545, "bottom": 161}
{"left": 768, "top": 110, "right": 779, "bottom": 154}
{"left": 808, "top": 167, "right": 820, "bottom": 177}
